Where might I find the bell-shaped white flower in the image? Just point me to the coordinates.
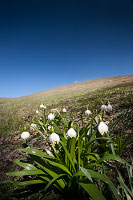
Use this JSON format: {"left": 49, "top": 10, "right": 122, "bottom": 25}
{"left": 107, "top": 104, "right": 112, "bottom": 111}
{"left": 98, "top": 122, "right": 108, "bottom": 135}
{"left": 101, "top": 105, "right": 107, "bottom": 111}
{"left": 48, "top": 113, "right": 55, "bottom": 120}
{"left": 30, "top": 123, "right": 37, "bottom": 131}
{"left": 21, "top": 131, "right": 30, "bottom": 139}
{"left": 62, "top": 108, "right": 67, "bottom": 113}
{"left": 49, "top": 133, "right": 60, "bottom": 145}
{"left": 36, "top": 110, "right": 39, "bottom": 114}
{"left": 67, "top": 128, "right": 77, "bottom": 138}
{"left": 85, "top": 109, "right": 92, "bottom": 116}
{"left": 40, "top": 104, "right": 46, "bottom": 109}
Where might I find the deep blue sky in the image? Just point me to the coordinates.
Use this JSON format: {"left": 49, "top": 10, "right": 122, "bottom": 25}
{"left": 0, "top": 0, "right": 133, "bottom": 97}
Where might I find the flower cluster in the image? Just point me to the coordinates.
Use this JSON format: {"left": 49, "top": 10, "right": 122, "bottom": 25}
{"left": 21, "top": 103, "right": 111, "bottom": 144}
{"left": 101, "top": 103, "right": 112, "bottom": 112}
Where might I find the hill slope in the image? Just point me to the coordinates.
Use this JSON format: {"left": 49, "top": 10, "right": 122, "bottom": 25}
{"left": 0, "top": 75, "right": 133, "bottom": 199}
{"left": 0, "top": 75, "right": 133, "bottom": 103}
{"left": 0, "top": 75, "right": 132, "bottom": 138}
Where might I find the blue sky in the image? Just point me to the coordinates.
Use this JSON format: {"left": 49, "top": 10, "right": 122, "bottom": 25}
{"left": 0, "top": 0, "right": 133, "bottom": 97}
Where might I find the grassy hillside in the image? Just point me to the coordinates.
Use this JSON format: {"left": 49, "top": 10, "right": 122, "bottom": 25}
{"left": 0, "top": 75, "right": 133, "bottom": 139}
{"left": 0, "top": 76, "right": 132, "bottom": 138}
{"left": 0, "top": 75, "right": 133, "bottom": 199}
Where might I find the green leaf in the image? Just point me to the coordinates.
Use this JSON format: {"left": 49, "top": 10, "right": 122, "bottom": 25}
{"left": 52, "top": 122, "right": 61, "bottom": 134}
{"left": 29, "top": 155, "right": 66, "bottom": 190}
{"left": 79, "top": 183, "right": 106, "bottom": 200}
{"left": 97, "top": 154, "right": 130, "bottom": 166}
{"left": 70, "top": 137, "right": 76, "bottom": 162}
{"left": 74, "top": 169, "right": 120, "bottom": 200}
{"left": 14, "top": 159, "right": 37, "bottom": 170}
{"left": 19, "top": 148, "right": 57, "bottom": 161}
{"left": 117, "top": 177, "right": 133, "bottom": 198}
{"left": 8, "top": 169, "right": 45, "bottom": 176}
{"left": 15, "top": 179, "right": 45, "bottom": 186}
{"left": 43, "top": 157, "right": 72, "bottom": 176}
{"left": 44, "top": 174, "right": 66, "bottom": 191}
{"left": 80, "top": 167, "right": 93, "bottom": 182}
{"left": 60, "top": 141, "right": 76, "bottom": 173}
{"left": 79, "top": 127, "right": 88, "bottom": 137}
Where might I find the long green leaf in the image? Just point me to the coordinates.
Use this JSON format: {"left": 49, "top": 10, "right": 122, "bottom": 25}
{"left": 8, "top": 169, "right": 45, "bottom": 176}
{"left": 44, "top": 174, "right": 66, "bottom": 191}
{"left": 15, "top": 179, "right": 45, "bottom": 186}
{"left": 60, "top": 141, "right": 76, "bottom": 173}
{"left": 80, "top": 167, "right": 93, "bottom": 182}
{"left": 117, "top": 177, "right": 133, "bottom": 198}
{"left": 52, "top": 122, "right": 61, "bottom": 134}
{"left": 43, "top": 157, "right": 72, "bottom": 176}
{"left": 97, "top": 154, "right": 130, "bottom": 166}
{"left": 79, "top": 183, "right": 106, "bottom": 200}
{"left": 30, "top": 155, "right": 66, "bottom": 190}
{"left": 74, "top": 169, "right": 120, "bottom": 200}
{"left": 14, "top": 159, "right": 37, "bottom": 170}
{"left": 70, "top": 137, "right": 76, "bottom": 162}
{"left": 19, "top": 148, "right": 57, "bottom": 161}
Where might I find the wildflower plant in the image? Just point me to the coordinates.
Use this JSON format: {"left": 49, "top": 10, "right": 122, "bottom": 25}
{"left": 7, "top": 103, "right": 132, "bottom": 200}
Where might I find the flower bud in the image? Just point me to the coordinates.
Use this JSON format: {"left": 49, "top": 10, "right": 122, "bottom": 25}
{"left": 67, "top": 128, "right": 77, "bottom": 138}
{"left": 24, "top": 126, "right": 27, "bottom": 131}
{"left": 21, "top": 131, "right": 30, "bottom": 139}
{"left": 98, "top": 122, "right": 108, "bottom": 135}
{"left": 49, "top": 133, "right": 60, "bottom": 145}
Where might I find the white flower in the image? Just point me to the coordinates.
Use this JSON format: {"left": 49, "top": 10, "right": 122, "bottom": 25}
{"left": 49, "top": 133, "right": 60, "bottom": 145}
{"left": 30, "top": 123, "right": 37, "bottom": 131}
{"left": 48, "top": 125, "right": 52, "bottom": 130}
{"left": 36, "top": 110, "right": 39, "bottom": 114}
{"left": 85, "top": 109, "right": 92, "bottom": 116}
{"left": 101, "top": 105, "right": 107, "bottom": 111}
{"left": 67, "top": 128, "right": 77, "bottom": 138}
{"left": 21, "top": 131, "right": 30, "bottom": 139}
{"left": 98, "top": 122, "right": 108, "bottom": 135}
{"left": 40, "top": 104, "right": 46, "bottom": 109}
{"left": 62, "top": 108, "right": 67, "bottom": 113}
{"left": 107, "top": 104, "right": 112, "bottom": 111}
{"left": 48, "top": 113, "right": 55, "bottom": 120}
